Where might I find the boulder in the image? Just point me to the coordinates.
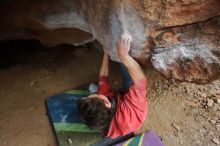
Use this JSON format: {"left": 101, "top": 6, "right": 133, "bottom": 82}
{"left": 0, "top": 0, "right": 219, "bottom": 83}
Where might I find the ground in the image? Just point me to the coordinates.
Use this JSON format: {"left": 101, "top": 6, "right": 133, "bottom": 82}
{"left": 0, "top": 40, "right": 219, "bottom": 146}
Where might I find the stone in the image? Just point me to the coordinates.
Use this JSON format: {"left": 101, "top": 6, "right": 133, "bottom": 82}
{"left": 207, "top": 99, "right": 214, "bottom": 107}
{"left": 196, "top": 140, "right": 202, "bottom": 146}
{"left": 214, "top": 117, "right": 219, "bottom": 121}
{"left": 217, "top": 99, "right": 220, "bottom": 104}
{"left": 212, "top": 138, "right": 220, "bottom": 145}
{"left": 208, "top": 131, "right": 214, "bottom": 136}
{"left": 201, "top": 93, "right": 207, "bottom": 98}
{"left": 210, "top": 120, "right": 216, "bottom": 124}
{"left": 185, "top": 100, "right": 199, "bottom": 107}
{"left": 213, "top": 103, "right": 220, "bottom": 111}
{"left": 67, "top": 138, "right": 73, "bottom": 145}
{"left": 172, "top": 123, "right": 181, "bottom": 132}
{"left": 199, "top": 128, "right": 206, "bottom": 134}
{"left": 0, "top": 0, "right": 220, "bottom": 84}
{"left": 198, "top": 91, "right": 202, "bottom": 96}
{"left": 179, "top": 139, "right": 183, "bottom": 145}
{"left": 216, "top": 124, "right": 220, "bottom": 131}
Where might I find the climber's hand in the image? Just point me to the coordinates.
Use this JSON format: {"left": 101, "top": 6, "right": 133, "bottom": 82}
{"left": 116, "top": 31, "right": 132, "bottom": 58}
{"left": 116, "top": 32, "right": 145, "bottom": 81}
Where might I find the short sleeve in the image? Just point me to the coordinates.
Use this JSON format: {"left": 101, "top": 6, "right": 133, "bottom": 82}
{"left": 97, "top": 75, "right": 110, "bottom": 96}
{"left": 123, "top": 77, "right": 147, "bottom": 109}
{"left": 106, "top": 76, "right": 148, "bottom": 138}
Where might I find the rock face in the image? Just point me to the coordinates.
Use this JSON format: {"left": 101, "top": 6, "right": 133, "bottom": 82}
{"left": 0, "top": 0, "right": 219, "bottom": 83}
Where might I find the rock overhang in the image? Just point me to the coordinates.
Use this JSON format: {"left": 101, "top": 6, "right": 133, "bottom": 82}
{"left": 0, "top": 0, "right": 219, "bottom": 83}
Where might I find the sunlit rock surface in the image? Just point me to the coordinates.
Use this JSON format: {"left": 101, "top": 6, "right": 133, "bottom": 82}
{"left": 0, "top": 0, "right": 219, "bottom": 83}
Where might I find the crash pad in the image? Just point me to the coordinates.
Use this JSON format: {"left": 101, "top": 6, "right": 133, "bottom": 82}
{"left": 46, "top": 89, "right": 164, "bottom": 146}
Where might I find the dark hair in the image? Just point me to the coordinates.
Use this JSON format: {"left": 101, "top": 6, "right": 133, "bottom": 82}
{"left": 77, "top": 97, "right": 114, "bottom": 134}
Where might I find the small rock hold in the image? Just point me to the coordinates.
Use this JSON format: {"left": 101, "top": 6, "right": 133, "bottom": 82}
{"left": 3, "top": 141, "right": 6, "bottom": 145}
{"left": 212, "top": 138, "right": 220, "bottom": 145}
{"left": 207, "top": 99, "right": 214, "bottom": 107}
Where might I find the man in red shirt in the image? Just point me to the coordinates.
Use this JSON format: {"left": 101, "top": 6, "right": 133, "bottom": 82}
{"left": 77, "top": 34, "right": 148, "bottom": 139}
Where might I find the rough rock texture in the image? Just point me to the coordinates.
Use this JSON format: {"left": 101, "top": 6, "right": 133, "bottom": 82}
{"left": 151, "top": 18, "right": 220, "bottom": 83}
{"left": 0, "top": 0, "right": 219, "bottom": 83}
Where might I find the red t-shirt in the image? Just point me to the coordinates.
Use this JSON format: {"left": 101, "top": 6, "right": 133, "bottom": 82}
{"left": 97, "top": 76, "right": 148, "bottom": 139}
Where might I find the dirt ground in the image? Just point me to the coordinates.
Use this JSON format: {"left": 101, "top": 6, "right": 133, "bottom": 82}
{"left": 0, "top": 40, "right": 219, "bottom": 146}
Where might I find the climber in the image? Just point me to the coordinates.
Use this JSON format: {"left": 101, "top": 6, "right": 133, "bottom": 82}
{"left": 77, "top": 32, "right": 148, "bottom": 139}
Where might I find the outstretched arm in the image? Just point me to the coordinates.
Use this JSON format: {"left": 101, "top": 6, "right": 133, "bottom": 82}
{"left": 99, "top": 50, "right": 109, "bottom": 77}
{"left": 97, "top": 50, "right": 110, "bottom": 95}
{"left": 116, "top": 34, "right": 145, "bottom": 81}
{"left": 115, "top": 34, "right": 148, "bottom": 129}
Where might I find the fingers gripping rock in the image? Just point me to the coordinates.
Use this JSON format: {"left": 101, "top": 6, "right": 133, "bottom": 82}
{"left": 109, "top": 31, "right": 132, "bottom": 62}
{"left": 120, "top": 31, "right": 132, "bottom": 53}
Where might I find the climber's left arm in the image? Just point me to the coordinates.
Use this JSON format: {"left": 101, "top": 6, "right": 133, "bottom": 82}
{"left": 97, "top": 50, "right": 110, "bottom": 95}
